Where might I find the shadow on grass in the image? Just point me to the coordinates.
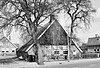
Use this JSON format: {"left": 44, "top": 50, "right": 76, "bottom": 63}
{"left": 0, "top": 57, "right": 18, "bottom": 65}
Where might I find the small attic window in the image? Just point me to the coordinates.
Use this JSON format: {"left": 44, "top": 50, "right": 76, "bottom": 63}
{"left": 94, "top": 49, "right": 96, "bottom": 52}
{"left": 12, "top": 50, "right": 15, "bottom": 52}
{"left": 2, "top": 51, "right": 4, "bottom": 52}
{"left": 97, "top": 38, "right": 99, "bottom": 40}
{"left": 6, "top": 51, "right": 9, "bottom": 52}
{"left": 97, "top": 49, "right": 99, "bottom": 51}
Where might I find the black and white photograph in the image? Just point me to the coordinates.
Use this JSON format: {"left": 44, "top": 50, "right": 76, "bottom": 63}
{"left": 0, "top": 0, "right": 99, "bottom": 68}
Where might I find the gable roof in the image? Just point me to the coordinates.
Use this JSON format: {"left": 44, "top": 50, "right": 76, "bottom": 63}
{"left": 58, "top": 23, "right": 83, "bottom": 53}
{"left": 18, "top": 38, "right": 34, "bottom": 52}
{"left": 87, "top": 37, "right": 100, "bottom": 46}
{"left": 18, "top": 20, "right": 83, "bottom": 53}
{"left": 18, "top": 22, "right": 51, "bottom": 52}
{"left": 39, "top": 20, "right": 69, "bottom": 45}
{"left": 0, "top": 36, "right": 17, "bottom": 48}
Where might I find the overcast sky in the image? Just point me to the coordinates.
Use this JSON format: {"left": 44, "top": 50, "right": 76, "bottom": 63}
{"left": 77, "top": 0, "right": 100, "bottom": 43}
{"left": 59, "top": 0, "right": 100, "bottom": 43}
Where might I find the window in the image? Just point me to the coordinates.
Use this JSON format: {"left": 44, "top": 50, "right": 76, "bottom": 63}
{"left": 97, "top": 49, "right": 99, "bottom": 51}
{"left": 85, "top": 48, "right": 87, "bottom": 51}
{"left": 2, "top": 51, "right": 4, "bottom": 52}
{"left": 54, "top": 51, "right": 59, "bottom": 54}
{"left": 63, "top": 51, "right": 68, "bottom": 54}
{"left": 94, "top": 49, "right": 96, "bottom": 52}
{"left": 12, "top": 50, "right": 15, "bottom": 52}
{"left": 6, "top": 51, "right": 9, "bottom": 52}
{"left": 97, "top": 38, "right": 99, "bottom": 40}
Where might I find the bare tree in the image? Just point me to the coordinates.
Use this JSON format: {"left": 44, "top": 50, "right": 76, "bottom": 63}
{"left": 55, "top": 0, "right": 96, "bottom": 61}
{"left": 0, "top": 0, "right": 61, "bottom": 65}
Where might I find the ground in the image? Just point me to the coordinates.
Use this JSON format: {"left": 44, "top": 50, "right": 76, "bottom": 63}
{"left": 1, "top": 57, "right": 100, "bottom": 68}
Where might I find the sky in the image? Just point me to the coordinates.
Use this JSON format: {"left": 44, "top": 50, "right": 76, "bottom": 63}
{"left": 10, "top": 0, "right": 100, "bottom": 44}
{"left": 58, "top": 0, "right": 100, "bottom": 43}
{"left": 77, "top": 0, "right": 100, "bottom": 43}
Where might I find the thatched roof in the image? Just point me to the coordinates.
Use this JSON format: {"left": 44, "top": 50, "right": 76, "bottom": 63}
{"left": 39, "top": 21, "right": 74, "bottom": 45}
{"left": 18, "top": 21, "right": 83, "bottom": 53}
{"left": 17, "top": 23, "right": 50, "bottom": 52}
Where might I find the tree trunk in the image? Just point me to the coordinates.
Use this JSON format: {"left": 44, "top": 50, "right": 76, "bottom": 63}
{"left": 67, "top": 20, "right": 74, "bottom": 62}
{"left": 67, "top": 34, "right": 70, "bottom": 62}
{"left": 37, "top": 43, "right": 44, "bottom": 65}
{"left": 32, "top": 32, "right": 44, "bottom": 65}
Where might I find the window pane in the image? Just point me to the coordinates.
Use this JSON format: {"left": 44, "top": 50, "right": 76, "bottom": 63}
{"left": 12, "top": 50, "right": 14, "bottom": 52}
{"left": 54, "top": 51, "right": 59, "bottom": 54}
{"left": 2, "top": 51, "right": 4, "bottom": 52}
{"left": 6, "top": 51, "right": 9, "bottom": 52}
{"left": 63, "top": 51, "right": 68, "bottom": 54}
{"left": 97, "top": 49, "right": 99, "bottom": 51}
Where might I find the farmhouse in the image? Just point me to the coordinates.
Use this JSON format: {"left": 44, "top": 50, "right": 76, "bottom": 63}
{"left": 0, "top": 36, "right": 17, "bottom": 56}
{"left": 86, "top": 34, "right": 100, "bottom": 53}
{"left": 17, "top": 21, "right": 82, "bottom": 62}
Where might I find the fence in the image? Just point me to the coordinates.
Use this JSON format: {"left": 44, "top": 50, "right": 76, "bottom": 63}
{"left": 81, "top": 53, "right": 99, "bottom": 59}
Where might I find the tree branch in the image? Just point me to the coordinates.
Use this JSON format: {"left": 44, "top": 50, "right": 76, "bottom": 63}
{"left": 38, "top": 8, "right": 60, "bottom": 24}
